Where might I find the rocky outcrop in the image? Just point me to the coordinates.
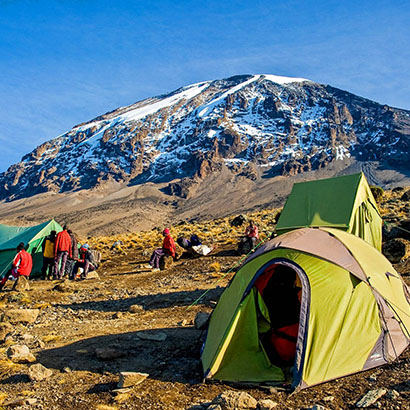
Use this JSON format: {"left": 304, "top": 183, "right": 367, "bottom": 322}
{"left": 1, "top": 74, "right": 409, "bottom": 200}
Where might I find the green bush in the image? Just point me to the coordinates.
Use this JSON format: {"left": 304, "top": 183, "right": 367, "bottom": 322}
{"left": 370, "top": 185, "right": 384, "bottom": 202}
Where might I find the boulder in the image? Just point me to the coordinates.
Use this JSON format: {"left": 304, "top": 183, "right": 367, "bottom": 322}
{"left": 194, "top": 312, "right": 210, "bottom": 330}
{"left": 118, "top": 371, "right": 149, "bottom": 388}
{"left": 356, "top": 389, "right": 386, "bottom": 408}
{"left": 2, "top": 309, "right": 39, "bottom": 324}
{"left": 401, "top": 190, "right": 410, "bottom": 201}
{"left": 382, "top": 238, "right": 410, "bottom": 263}
{"left": 13, "top": 276, "right": 30, "bottom": 291}
{"left": 231, "top": 215, "right": 247, "bottom": 227}
{"left": 211, "top": 391, "right": 258, "bottom": 410}
{"left": 159, "top": 255, "right": 173, "bottom": 270}
{"left": 85, "top": 271, "right": 100, "bottom": 280}
{"left": 28, "top": 363, "right": 53, "bottom": 381}
{"left": 7, "top": 344, "right": 36, "bottom": 363}
{"left": 0, "top": 322, "right": 13, "bottom": 343}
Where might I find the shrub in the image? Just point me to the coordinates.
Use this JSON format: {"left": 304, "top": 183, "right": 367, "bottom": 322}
{"left": 370, "top": 185, "right": 384, "bottom": 202}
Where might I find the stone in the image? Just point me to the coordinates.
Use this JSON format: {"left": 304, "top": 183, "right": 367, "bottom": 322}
{"left": 386, "top": 389, "right": 400, "bottom": 399}
{"left": 112, "top": 387, "right": 132, "bottom": 394}
{"left": 4, "top": 397, "right": 37, "bottom": 407}
{"left": 129, "top": 304, "right": 144, "bottom": 314}
{"left": 28, "top": 363, "right": 53, "bottom": 381}
{"left": 401, "top": 190, "right": 410, "bottom": 201}
{"left": 53, "top": 280, "right": 74, "bottom": 293}
{"left": 13, "top": 276, "right": 30, "bottom": 291}
{"left": 356, "top": 389, "right": 387, "bottom": 408}
{"left": 113, "top": 312, "right": 123, "bottom": 319}
{"left": 211, "top": 390, "right": 258, "bottom": 410}
{"left": 159, "top": 255, "right": 173, "bottom": 270}
{"left": 118, "top": 371, "right": 149, "bottom": 388}
{"left": 258, "top": 398, "right": 279, "bottom": 409}
{"left": 231, "top": 215, "right": 247, "bottom": 227}
{"left": 194, "top": 312, "right": 210, "bottom": 330}
{"left": 208, "top": 405, "right": 222, "bottom": 410}
{"left": 22, "top": 333, "right": 34, "bottom": 343}
{"left": 85, "top": 271, "right": 100, "bottom": 280}
{"left": 382, "top": 238, "right": 410, "bottom": 263}
{"left": 63, "top": 366, "right": 72, "bottom": 373}
{"left": 368, "top": 374, "right": 378, "bottom": 382}
{"left": 323, "top": 396, "right": 335, "bottom": 402}
{"left": 95, "top": 347, "right": 126, "bottom": 360}
{"left": 137, "top": 331, "right": 167, "bottom": 342}
{"left": 2, "top": 309, "right": 39, "bottom": 324}
{"left": 0, "top": 322, "right": 13, "bottom": 343}
{"left": 308, "top": 405, "right": 327, "bottom": 410}
{"left": 7, "top": 344, "right": 36, "bottom": 363}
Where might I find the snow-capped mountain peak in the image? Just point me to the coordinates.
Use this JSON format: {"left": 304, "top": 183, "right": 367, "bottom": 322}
{"left": 0, "top": 74, "right": 409, "bottom": 200}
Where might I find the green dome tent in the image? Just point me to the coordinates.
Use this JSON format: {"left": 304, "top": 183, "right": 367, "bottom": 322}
{"left": 276, "top": 173, "right": 382, "bottom": 250}
{"left": 201, "top": 228, "right": 410, "bottom": 390}
{"left": 0, "top": 219, "right": 63, "bottom": 278}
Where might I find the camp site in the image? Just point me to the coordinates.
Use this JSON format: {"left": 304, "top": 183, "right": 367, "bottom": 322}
{"left": 0, "top": 174, "right": 409, "bottom": 409}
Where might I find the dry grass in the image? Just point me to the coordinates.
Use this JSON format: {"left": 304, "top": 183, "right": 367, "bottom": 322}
{"left": 42, "top": 334, "right": 62, "bottom": 343}
{"left": 34, "top": 302, "right": 51, "bottom": 310}
{"left": 89, "top": 208, "right": 280, "bottom": 259}
{"left": 95, "top": 405, "right": 118, "bottom": 410}
{"left": 0, "top": 392, "right": 7, "bottom": 405}
{"left": 209, "top": 262, "right": 221, "bottom": 273}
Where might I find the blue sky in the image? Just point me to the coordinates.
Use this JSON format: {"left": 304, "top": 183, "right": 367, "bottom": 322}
{"left": 0, "top": 0, "right": 409, "bottom": 172}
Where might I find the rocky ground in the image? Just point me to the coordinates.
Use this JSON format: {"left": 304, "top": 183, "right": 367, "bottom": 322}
{"left": 0, "top": 188, "right": 410, "bottom": 410}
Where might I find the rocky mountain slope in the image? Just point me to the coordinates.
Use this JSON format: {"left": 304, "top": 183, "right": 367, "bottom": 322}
{"left": 1, "top": 74, "right": 410, "bottom": 201}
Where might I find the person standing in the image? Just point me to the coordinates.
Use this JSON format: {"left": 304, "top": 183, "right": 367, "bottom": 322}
{"left": 41, "top": 230, "right": 56, "bottom": 280}
{"left": 64, "top": 229, "right": 78, "bottom": 279}
{"left": 0, "top": 242, "right": 33, "bottom": 291}
{"left": 54, "top": 225, "right": 72, "bottom": 279}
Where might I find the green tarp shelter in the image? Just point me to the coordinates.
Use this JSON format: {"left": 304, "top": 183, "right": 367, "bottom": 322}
{"left": 275, "top": 173, "right": 382, "bottom": 250}
{"left": 201, "top": 228, "right": 410, "bottom": 390}
{"left": 0, "top": 219, "right": 62, "bottom": 278}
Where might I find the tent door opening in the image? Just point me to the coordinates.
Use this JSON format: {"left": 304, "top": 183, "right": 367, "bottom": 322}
{"left": 255, "top": 262, "right": 304, "bottom": 372}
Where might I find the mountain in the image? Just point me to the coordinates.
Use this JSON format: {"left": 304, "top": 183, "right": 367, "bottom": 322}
{"left": 1, "top": 74, "right": 410, "bottom": 202}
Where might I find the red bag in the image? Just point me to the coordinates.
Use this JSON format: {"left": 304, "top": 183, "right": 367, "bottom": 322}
{"left": 270, "top": 323, "right": 299, "bottom": 363}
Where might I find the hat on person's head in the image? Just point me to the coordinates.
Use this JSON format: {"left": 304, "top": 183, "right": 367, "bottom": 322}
{"left": 17, "top": 242, "right": 25, "bottom": 251}
{"left": 81, "top": 244, "right": 89, "bottom": 249}
{"left": 163, "top": 228, "right": 170, "bottom": 235}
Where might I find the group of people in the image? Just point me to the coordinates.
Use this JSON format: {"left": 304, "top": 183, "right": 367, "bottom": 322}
{"left": 41, "top": 225, "right": 98, "bottom": 280}
{"left": 146, "top": 220, "right": 259, "bottom": 271}
{"left": 0, "top": 225, "right": 99, "bottom": 291}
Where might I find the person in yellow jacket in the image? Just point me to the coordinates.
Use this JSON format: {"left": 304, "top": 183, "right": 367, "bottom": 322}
{"left": 41, "top": 231, "right": 56, "bottom": 280}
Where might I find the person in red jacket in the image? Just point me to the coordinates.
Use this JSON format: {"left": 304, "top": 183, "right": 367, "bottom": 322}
{"left": 0, "top": 242, "right": 33, "bottom": 291}
{"left": 148, "top": 228, "right": 177, "bottom": 271}
{"left": 53, "top": 225, "right": 72, "bottom": 279}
